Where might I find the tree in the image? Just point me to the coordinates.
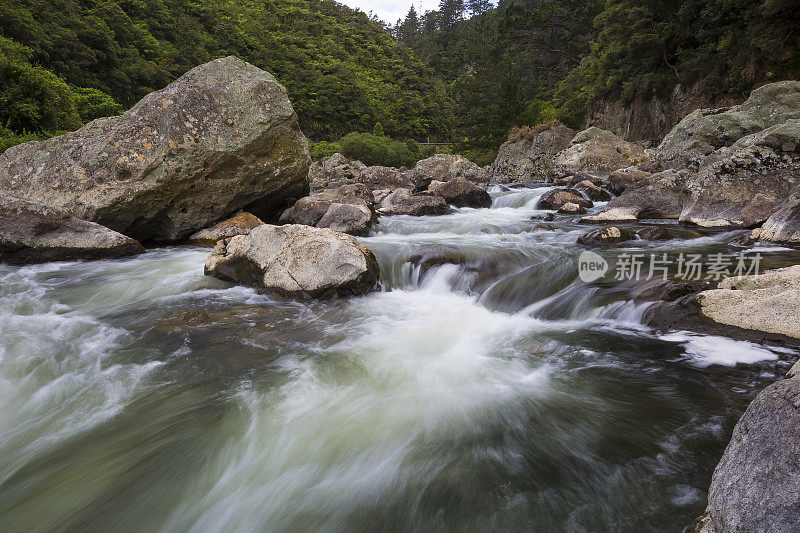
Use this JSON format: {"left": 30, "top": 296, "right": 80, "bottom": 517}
{"left": 397, "top": 5, "right": 420, "bottom": 43}
{"left": 439, "top": 0, "right": 465, "bottom": 29}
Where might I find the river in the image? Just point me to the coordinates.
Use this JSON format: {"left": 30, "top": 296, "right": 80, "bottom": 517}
{"left": 0, "top": 184, "right": 797, "bottom": 531}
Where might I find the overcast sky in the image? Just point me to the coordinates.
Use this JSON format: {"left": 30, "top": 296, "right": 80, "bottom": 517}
{"left": 338, "top": 0, "right": 441, "bottom": 25}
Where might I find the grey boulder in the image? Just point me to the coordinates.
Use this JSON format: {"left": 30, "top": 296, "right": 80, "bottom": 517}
{"left": 429, "top": 177, "right": 492, "bottom": 208}
{"left": 0, "top": 56, "right": 310, "bottom": 242}
{"left": 378, "top": 188, "right": 451, "bottom": 216}
{"left": 188, "top": 212, "right": 264, "bottom": 245}
{"left": 0, "top": 193, "right": 144, "bottom": 264}
{"left": 204, "top": 224, "right": 380, "bottom": 299}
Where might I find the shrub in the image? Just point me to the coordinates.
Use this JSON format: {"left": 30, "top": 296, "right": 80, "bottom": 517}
{"left": 309, "top": 140, "right": 342, "bottom": 160}
{"left": 339, "top": 132, "right": 418, "bottom": 167}
{"left": 506, "top": 120, "right": 567, "bottom": 143}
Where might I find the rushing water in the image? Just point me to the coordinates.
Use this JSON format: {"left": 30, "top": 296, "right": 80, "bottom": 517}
{"left": 1, "top": 184, "right": 798, "bottom": 531}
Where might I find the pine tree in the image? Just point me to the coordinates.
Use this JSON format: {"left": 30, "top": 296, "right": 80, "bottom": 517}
{"left": 397, "top": 5, "right": 420, "bottom": 42}
{"left": 439, "top": 0, "right": 465, "bottom": 29}
{"left": 467, "top": 0, "right": 491, "bottom": 17}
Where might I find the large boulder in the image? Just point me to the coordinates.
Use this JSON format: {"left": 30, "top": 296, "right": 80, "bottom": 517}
{"left": 377, "top": 188, "right": 451, "bottom": 216}
{"left": 188, "top": 212, "right": 264, "bottom": 245}
{"left": 697, "top": 266, "right": 800, "bottom": 339}
{"left": 0, "top": 56, "right": 310, "bottom": 242}
{"left": 657, "top": 80, "right": 800, "bottom": 170}
{"left": 429, "top": 177, "right": 492, "bottom": 208}
{"left": 0, "top": 193, "right": 144, "bottom": 264}
{"left": 204, "top": 224, "right": 380, "bottom": 299}
{"left": 410, "top": 154, "right": 487, "bottom": 189}
{"left": 760, "top": 192, "right": 800, "bottom": 243}
{"left": 553, "top": 127, "right": 650, "bottom": 177}
{"left": 701, "top": 371, "right": 800, "bottom": 532}
{"left": 487, "top": 123, "right": 575, "bottom": 183}
{"left": 577, "top": 226, "right": 637, "bottom": 246}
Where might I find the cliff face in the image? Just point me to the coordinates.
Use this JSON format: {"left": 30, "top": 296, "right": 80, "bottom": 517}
{"left": 588, "top": 84, "right": 744, "bottom": 145}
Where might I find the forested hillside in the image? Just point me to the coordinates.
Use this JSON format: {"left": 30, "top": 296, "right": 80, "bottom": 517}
{"left": 0, "top": 0, "right": 452, "bottom": 148}
{"left": 396, "top": 0, "right": 800, "bottom": 151}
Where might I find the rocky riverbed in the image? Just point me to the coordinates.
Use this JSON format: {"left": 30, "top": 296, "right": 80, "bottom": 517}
{"left": 1, "top": 57, "right": 800, "bottom": 531}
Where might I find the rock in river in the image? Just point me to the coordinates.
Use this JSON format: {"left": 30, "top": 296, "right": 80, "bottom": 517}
{"left": 0, "top": 193, "right": 144, "bottom": 264}
{"left": 204, "top": 224, "right": 380, "bottom": 298}
{"left": 429, "top": 177, "right": 492, "bottom": 208}
{"left": 487, "top": 122, "right": 575, "bottom": 183}
{"left": 0, "top": 56, "right": 310, "bottom": 242}
{"left": 378, "top": 188, "right": 451, "bottom": 216}
{"left": 553, "top": 127, "right": 650, "bottom": 177}
{"left": 411, "top": 154, "right": 487, "bottom": 189}
{"left": 537, "top": 189, "right": 593, "bottom": 210}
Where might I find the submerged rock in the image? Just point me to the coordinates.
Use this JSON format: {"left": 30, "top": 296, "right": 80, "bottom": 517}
{"left": 411, "top": 154, "right": 487, "bottom": 189}
{"left": 487, "top": 122, "right": 575, "bottom": 183}
{"left": 378, "top": 188, "right": 451, "bottom": 216}
{"left": 553, "top": 127, "right": 650, "bottom": 177}
{"left": 204, "top": 224, "right": 380, "bottom": 298}
{"left": 429, "top": 177, "right": 492, "bottom": 208}
{"left": 188, "top": 212, "right": 264, "bottom": 245}
{"left": 0, "top": 56, "right": 310, "bottom": 242}
{"left": 0, "top": 193, "right": 144, "bottom": 264}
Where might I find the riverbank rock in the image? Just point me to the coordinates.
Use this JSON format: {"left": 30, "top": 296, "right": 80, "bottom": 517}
{"left": 0, "top": 57, "right": 310, "bottom": 242}
{"left": 657, "top": 80, "right": 800, "bottom": 170}
{"left": 0, "top": 193, "right": 144, "bottom": 264}
{"left": 429, "top": 177, "right": 492, "bottom": 208}
{"left": 604, "top": 167, "right": 652, "bottom": 195}
{"left": 308, "top": 154, "right": 413, "bottom": 194}
{"left": 308, "top": 153, "right": 366, "bottom": 191}
{"left": 760, "top": 192, "right": 800, "bottom": 242}
{"left": 537, "top": 189, "right": 593, "bottom": 210}
{"left": 487, "top": 122, "right": 575, "bottom": 183}
{"left": 188, "top": 212, "right": 264, "bottom": 245}
{"left": 586, "top": 119, "right": 800, "bottom": 227}
{"left": 411, "top": 154, "right": 487, "bottom": 189}
{"left": 572, "top": 180, "right": 612, "bottom": 201}
{"left": 377, "top": 188, "right": 451, "bottom": 216}
{"left": 701, "top": 370, "right": 800, "bottom": 532}
{"left": 204, "top": 224, "right": 380, "bottom": 298}
{"left": 696, "top": 266, "right": 800, "bottom": 339}
{"left": 558, "top": 202, "right": 586, "bottom": 214}
{"left": 553, "top": 128, "right": 650, "bottom": 177}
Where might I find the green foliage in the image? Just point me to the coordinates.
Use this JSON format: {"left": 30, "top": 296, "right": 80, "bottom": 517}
{"left": 0, "top": 124, "right": 53, "bottom": 153}
{"left": 0, "top": 0, "right": 454, "bottom": 141}
{"left": 71, "top": 87, "right": 124, "bottom": 122}
{"left": 309, "top": 140, "right": 342, "bottom": 160}
{"left": 372, "top": 122, "right": 384, "bottom": 136}
{"left": 339, "top": 132, "right": 419, "bottom": 167}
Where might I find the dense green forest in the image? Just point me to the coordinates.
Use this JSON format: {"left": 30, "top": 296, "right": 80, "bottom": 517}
{"left": 395, "top": 0, "right": 800, "bottom": 153}
{"left": 0, "top": 0, "right": 452, "bottom": 150}
{"left": 1, "top": 0, "right": 798, "bottom": 159}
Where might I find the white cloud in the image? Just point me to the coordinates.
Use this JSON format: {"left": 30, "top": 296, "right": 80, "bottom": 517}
{"left": 338, "top": 0, "right": 441, "bottom": 25}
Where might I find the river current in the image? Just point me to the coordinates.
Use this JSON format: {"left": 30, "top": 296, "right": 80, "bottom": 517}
{"left": 0, "top": 184, "right": 797, "bottom": 531}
